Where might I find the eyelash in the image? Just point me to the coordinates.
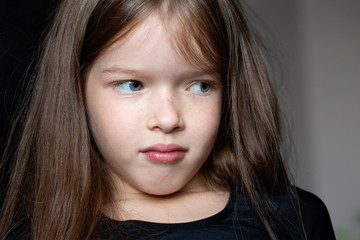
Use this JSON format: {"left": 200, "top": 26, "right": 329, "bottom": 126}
{"left": 113, "top": 80, "right": 143, "bottom": 92}
{"left": 188, "top": 81, "right": 213, "bottom": 94}
{"left": 112, "top": 80, "right": 217, "bottom": 94}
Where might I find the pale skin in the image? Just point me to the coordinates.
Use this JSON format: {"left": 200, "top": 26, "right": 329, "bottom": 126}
{"left": 85, "top": 13, "right": 229, "bottom": 223}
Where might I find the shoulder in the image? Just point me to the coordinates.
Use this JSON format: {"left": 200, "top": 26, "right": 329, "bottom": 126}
{"left": 234, "top": 186, "right": 336, "bottom": 239}
{"left": 272, "top": 186, "right": 336, "bottom": 240}
{"left": 294, "top": 187, "right": 336, "bottom": 240}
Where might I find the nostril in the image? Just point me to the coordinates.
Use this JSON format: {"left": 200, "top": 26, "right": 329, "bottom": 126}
{"left": 146, "top": 103, "right": 183, "bottom": 133}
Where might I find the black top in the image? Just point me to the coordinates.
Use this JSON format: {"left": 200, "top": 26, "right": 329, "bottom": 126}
{"left": 91, "top": 187, "right": 335, "bottom": 240}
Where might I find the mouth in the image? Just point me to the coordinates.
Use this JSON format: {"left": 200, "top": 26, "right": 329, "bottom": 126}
{"left": 141, "top": 144, "right": 187, "bottom": 163}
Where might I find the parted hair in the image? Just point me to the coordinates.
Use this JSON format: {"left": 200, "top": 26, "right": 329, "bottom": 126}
{"left": 0, "top": 0, "right": 289, "bottom": 239}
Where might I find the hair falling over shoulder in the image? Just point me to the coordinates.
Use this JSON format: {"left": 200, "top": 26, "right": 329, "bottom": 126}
{"left": 0, "top": 0, "right": 290, "bottom": 239}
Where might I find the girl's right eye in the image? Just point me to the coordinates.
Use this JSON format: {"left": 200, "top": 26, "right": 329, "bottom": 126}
{"left": 114, "top": 80, "right": 143, "bottom": 92}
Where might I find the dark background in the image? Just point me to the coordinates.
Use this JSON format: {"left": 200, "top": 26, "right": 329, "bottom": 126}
{"left": 1, "top": 1, "right": 360, "bottom": 237}
{"left": 0, "top": 0, "right": 59, "bottom": 204}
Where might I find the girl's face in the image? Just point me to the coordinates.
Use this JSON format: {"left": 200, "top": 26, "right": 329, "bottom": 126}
{"left": 85, "top": 14, "right": 222, "bottom": 198}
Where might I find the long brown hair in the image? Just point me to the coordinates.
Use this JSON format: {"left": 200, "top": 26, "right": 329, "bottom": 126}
{"left": 0, "top": 0, "right": 289, "bottom": 239}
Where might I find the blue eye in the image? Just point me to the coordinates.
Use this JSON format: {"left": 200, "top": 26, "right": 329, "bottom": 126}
{"left": 189, "top": 82, "right": 211, "bottom": 93}
{"left": 115, "top": 81, "right": 143, "bottom": 92}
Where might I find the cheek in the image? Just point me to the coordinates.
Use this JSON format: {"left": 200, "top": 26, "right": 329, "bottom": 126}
{"left": 87, "top": 98, "right": 141, "bottom": 159}
{"left": 187, "top": 97, "right": 222, "bottom": 145}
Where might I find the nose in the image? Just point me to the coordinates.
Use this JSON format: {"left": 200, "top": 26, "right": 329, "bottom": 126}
{"left": 146, "top": 93, "right": 184, "bottom": 133}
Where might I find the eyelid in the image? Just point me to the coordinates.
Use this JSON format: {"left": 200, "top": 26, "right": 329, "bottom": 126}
{"left": 190, "top": 78, "right": 219, "bottom": 86}
{"left": 187, "top": 80, "right": 219, "bottom": 94}
{"left": 113, "top": 80, "right": 144, "bottom": 93}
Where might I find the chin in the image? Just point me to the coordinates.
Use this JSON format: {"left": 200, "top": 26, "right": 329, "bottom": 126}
{"left": 141, "top": 185, "right": 184, "bottom": 197}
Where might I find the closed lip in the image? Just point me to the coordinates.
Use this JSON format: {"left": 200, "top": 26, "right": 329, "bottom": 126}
{"left": 141, "top": 144, "right": 187, "bottom": 163}
{"left": 141, "top": 144, "right": 187, "bottom": 153}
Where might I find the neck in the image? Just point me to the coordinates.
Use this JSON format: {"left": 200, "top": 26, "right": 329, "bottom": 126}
{"left": 103, "top": 182, "right": 229, "bottom": 223}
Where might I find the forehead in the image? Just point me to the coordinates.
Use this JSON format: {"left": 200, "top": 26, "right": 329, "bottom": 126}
{"left": 96, "top": 12, "right": 218, "bottom": 74}
{"left": 90, "top": 13, "right": 218, "bottom": 80}
{"left": 103, "top": 14, "right": 169, "bottom": 58}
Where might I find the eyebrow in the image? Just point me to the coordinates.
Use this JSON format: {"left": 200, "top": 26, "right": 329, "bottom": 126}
{"left": 101, "top": 66, "right": 219, "bottom": 80}
{"left": 101, "top": 67, "right": 141, "bottom": 76}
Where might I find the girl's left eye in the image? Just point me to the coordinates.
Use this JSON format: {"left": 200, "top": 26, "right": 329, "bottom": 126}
{"left": 114, "top": 80, "right": 143, "bottom": 92}
{"left": 189, "top": 82, "right": 211, "bottom": 94}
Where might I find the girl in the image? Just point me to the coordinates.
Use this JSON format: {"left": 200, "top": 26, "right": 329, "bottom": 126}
{"left": 0, "top": 0, "right": 335, "bottom": 239}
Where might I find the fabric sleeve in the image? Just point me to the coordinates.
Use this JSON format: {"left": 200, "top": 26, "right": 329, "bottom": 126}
{"left": 297, "top": 188, "right": 336, "bottom": 240}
